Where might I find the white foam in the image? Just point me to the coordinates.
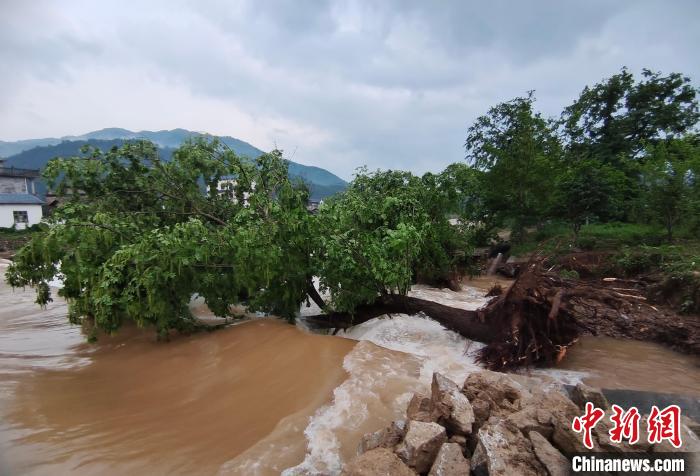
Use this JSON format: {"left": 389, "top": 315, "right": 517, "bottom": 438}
{"left": 281, "top": 284, "right": 588, "bottom": 475}
{"left": 281, "top": 340, "right": 423, "bottom": 475}
{"left": 338, "top": 313, "right": 484, "bottom": 384}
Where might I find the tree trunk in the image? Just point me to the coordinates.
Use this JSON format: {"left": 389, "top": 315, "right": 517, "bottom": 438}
{"left": 304, "top": 294, "right": 494, "bottom": 343}
{"left": 304, "top": 259, "right": 657, "bottom": 371}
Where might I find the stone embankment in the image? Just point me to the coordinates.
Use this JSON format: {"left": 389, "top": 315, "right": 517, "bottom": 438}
{"left": 342, "top": 371, "right": 700, "bottom": 475}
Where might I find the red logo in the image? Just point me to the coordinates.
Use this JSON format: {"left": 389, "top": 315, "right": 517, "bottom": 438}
{"left": 572, "top": 402, "right": 683, "bottom": 449}
{"left": 572, "top": 402, "right": 605, "bottom": 449}
{"left": 609, "top": 404, "right": 640, "bottom": 444}
{"left": 647, "top": 405, "right": 682, "bottom": 448}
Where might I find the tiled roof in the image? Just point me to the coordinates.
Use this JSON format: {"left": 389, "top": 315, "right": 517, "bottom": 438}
{"left": 0, "top": 193, "right": 45, "bottom": 205}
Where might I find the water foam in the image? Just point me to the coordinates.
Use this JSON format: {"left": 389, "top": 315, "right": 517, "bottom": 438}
{"left": 277, "top": 283, "right": 585, "bottom": 474}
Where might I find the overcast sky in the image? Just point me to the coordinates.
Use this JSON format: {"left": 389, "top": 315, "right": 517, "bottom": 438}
{"left": 2, "top": 1, "right": 699, "bottom": 179}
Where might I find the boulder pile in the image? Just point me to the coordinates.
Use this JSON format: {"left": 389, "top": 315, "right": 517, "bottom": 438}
{"left": 341, "top": 371, "right": 700, "bottom": 475}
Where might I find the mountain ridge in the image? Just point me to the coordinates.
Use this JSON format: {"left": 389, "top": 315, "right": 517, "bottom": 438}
{"left": 1, "top": 128, "right": 346, "bottom": 199}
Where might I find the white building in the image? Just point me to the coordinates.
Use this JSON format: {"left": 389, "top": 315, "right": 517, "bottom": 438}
{"left": 0, "top": 163, "right": 44, "bottom": 229}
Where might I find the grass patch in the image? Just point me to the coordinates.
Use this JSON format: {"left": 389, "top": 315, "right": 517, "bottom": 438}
{"left": 511, "top": 222, "right": 667, "bottom": 256}
{"left": 0, "top": 224, "right": 44, "bottom": 240}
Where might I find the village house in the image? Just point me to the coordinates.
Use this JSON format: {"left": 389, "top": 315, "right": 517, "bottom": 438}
{"left": 0, "top": 159, "right": 44, "bottom": 229}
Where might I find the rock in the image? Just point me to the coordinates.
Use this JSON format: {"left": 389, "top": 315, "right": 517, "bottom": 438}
{"left": 536, "top": 390, "right": 593, "bottom": 455}
{"left": 407, "top": 393, "right": 435, "bottom": 423}
{"left": 682, "top": 416, "right": 700, "bottom": 438}
{"left": 395, "top": 420, "right": 448, "bottom": 474}
{"left": 505, "top": 404, "right": 554, "bottom": 439}
{"left": 471, "top": 420, "right": 545, "bottom": 476}
{"left": 529, "top": 431, "right": 570, "bottom": 476}
{"left": 428, "top": 443, "right": 470, "bottom": 476}
{"left": 447, "top": 434, "right": 467, "bottom": 448}
{"left": 463, "top": 370, "right": 526, "bottom": 428}
{"left": 551, "top": 417, "right": 596, "bottom": 454}
{"left": 570, "top": 383, "right": 610, "bottom": 411}
{"left": 432, "top": 373, "right": 475, "bottom": 435}
{"left": 651, "top": 421, "right": 700, "bottom": 453}
{"left": 342, "top": 448, "right": 416, "bottom": 476}
{"left": 358, "top": 420, "right": 407, "bottom": 454}
{"left": 526, "top": 387, "right": 580, "bottom": 423}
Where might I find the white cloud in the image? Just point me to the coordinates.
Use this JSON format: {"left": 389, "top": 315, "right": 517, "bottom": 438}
{"left": 1, "top": 0, "right": 698, "bottom": 179}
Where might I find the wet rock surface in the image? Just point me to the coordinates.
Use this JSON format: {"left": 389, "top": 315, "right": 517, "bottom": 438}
{"left": 358, "top": 419, "right": 407, "bottom": 454}
{"left": 342, "top": 448, "right": 416, "bottom": 476}
{"left": 471, "top": 419, "right": 545, "bottom": 476}
{"left": 432, "top": 372, "right": 475, "bottom": 436}
{"left": 396, "top": 420, "right": 448, "bottom": 473}
{"left": 428, "top": 442, "right": 470, "bottom": 476}
{"left": 343, "top": 371, "right": 697, "bottom": 475}
{"left": 529, "top": 431, "right": 570, "bottom": 476}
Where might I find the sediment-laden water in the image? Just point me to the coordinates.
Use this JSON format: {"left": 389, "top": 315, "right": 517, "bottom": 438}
{"left": 1, "top": 265, "right": 699, "bottom": 475}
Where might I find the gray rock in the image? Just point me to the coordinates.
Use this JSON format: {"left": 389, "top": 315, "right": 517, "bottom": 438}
{"left": 432, "top": 373, "right": 475, "bottom": 435}
{"left": 571, "top": 383, "right": 610, "bottom": 411}
{"left": 407, "top": 392, "right": 435, "bottom": 423}
{"left": 651, "top": 421, "right": 700, "bottom": 453}
{"left": 463, "top": 370, "right": 526, "bottom": 429}
{"left": 529, "top": 431, "right": 570, "bottom": 476}
{"left": 396, "top": 420, "right": 448, "bottom": 474}
{"left": 447, "top": 434, "right": 467, "bottom": 451}
{"left": 471, "top": 420, "right": 545, "bottom": 476}
{"left": 342, "top": 448, "right": 416, "bottom": 476}
{"left": 428, "top": 443, "right": 470, "bottom": 476}
{"left": 682, "top": 416, "right": 700, "bottom": 438}
{"left": 358, "top": 420, "right": 407, "bottom": 454}
{"left": 505, "top": 405, "right": 554, "bottom": 439}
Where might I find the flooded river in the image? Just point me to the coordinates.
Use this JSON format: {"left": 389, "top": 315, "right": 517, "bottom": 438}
{"left": 1, "top": 267, "right": 699, "bottom": 475}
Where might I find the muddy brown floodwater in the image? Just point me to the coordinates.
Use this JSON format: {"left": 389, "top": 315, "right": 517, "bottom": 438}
{"left": 1, "top": 267, "right": 699, "bottom": 475}
{"left": 0, "top": 269, "right": 355, "bottom": 475}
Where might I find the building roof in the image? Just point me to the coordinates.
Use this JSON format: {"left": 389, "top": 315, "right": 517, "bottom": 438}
{"left": 0, "top": 167, "right": 41, "bottom": 178}
{"left": 0, "top": 193, "right": 45, "bottom": 205}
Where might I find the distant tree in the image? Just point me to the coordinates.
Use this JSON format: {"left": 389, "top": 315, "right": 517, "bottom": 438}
{"left": 465, "top": 92, "right": 560, "bottom": 242}
{"left": 552, "top": 159, "right": 627, "bottom": 240}
{"left": 640, "top": 136, "right": 700, "bottom": 242}
{"left": 562, "top": 68, "right": 699, "bottom": 165}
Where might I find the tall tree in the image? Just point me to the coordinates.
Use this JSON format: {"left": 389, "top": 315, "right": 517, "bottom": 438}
{"left": 465, "top": 92, "right": 560, "bottom": 242}
{"left": 552, "top": 159, "right": 627, "bottom": 240}
{"left": 562, "top": 68, "right": 699, "bottom": 165}
{"left": 640, "top": 136, "right": 700, "bottom": 241}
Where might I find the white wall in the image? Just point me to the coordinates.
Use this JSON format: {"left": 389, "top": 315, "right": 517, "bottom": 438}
{"left": 0, "top": 204, "right": 43, "bottom": 229}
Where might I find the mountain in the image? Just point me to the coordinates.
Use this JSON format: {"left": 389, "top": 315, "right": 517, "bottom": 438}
{"left": 1, "top": 129, "right": 347, "bottom": 200}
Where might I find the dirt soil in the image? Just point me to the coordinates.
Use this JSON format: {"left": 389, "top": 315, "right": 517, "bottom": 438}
{"left": 500, "top": 251, "right": 700, "bottom": 357}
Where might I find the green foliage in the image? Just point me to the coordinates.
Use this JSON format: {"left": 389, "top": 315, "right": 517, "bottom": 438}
{"left": 562, "top": 68, "right": 699, "bottom": 164}
{"left": 314, "top": 168, "right": 472, "bottom": 313}
{"left": 510, "top": 222, "right": 666, "bottom": 256}
{"left": 611, "top": 243, "right": 700, "bottom": 277}
{"left": 639, "top": 137, "right": 700, "bottom": 241}
{"left": 552, "top": 159, "right": 628, "bottom": 236}
{"left": 559, "top": 269, "right": 579, "bottom": 280}
{"left": 465, "top": 92, "right": 560, "bottom": 241}
{"left": 6, "top": 139, "right": 313, "bottom": 333}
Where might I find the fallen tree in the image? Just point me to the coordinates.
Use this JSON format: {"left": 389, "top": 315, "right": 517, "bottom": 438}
{"left": 306, "top": 257, "right": 699, "bottom": 370}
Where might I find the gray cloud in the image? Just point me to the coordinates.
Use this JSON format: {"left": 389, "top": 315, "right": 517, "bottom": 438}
{"left": 1, "top": 0, "right": 699, "bottom": 179}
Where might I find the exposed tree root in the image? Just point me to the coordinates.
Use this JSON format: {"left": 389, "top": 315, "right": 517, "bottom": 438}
{"left": 305, "top": 257, "right": 699, "bottom": 371}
